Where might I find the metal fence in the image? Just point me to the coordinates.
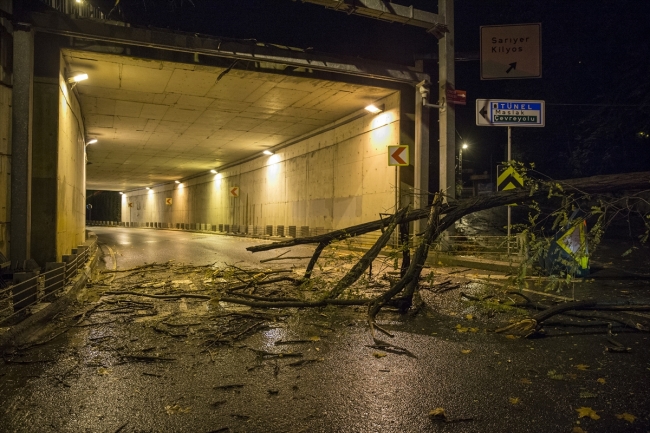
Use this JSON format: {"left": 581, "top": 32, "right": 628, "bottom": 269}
{"left": 0, "top": 240, "right": 97, "bottom": 325}
{"left": 38, "top": 0, "right": 106, "bottom": 20}
{"left": 431, "top": 234, "right": 523, "bottom": 260}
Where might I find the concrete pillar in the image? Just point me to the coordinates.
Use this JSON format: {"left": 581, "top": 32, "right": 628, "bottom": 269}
{"left": 414, "top": 87, "right": 430, "bottom": 233}
{"left": 31, "top": 78, "right": 59, "bottom": 265}
{"left": 10, "top": 27, "right": 34, "bottom": 266}
{"left": 438, "top": 0, "right": 455, "bottom": 201}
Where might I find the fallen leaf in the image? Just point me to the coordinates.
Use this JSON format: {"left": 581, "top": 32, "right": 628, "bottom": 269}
{"left": 165, "top": 404, "right": 191, "bottom": 415}
{"left": 509, "top": 397, "right": 520, "bottom": 405}
{"left": 597, "top": 378, "right": 606, "bottom": 384}
{"left": 309, "top": 336, "right": 321, "bottom": 342}
{"left": 428, "top": 407, "right": 447, "bottom": 421}
{"left": 461, "top": 349, "right": 471, "bottom": 354}
{"left": 373, "top": 352, "right": 387, "bottom": 358}
{"left": 576, "top": 364, "right": 590, "bottom": 371}
{"left": 97, "top": 368, "right": 112, "bottom": 376}
{"left": 505, "top": 334, "right": 519, "bottom": 340}
{"left": 547, "top": 370, "right": 564, "bottom": 380}
{"left": 465, "top": 314, "right": 474, "bottom": 320}
{"left": 469, "top": 327, "right": 479, "bottom": 333}
{"left": 572, "top": 427, "right": 586, "bottom": 433}
{"left": 455, "top": 324, "right": 469, "bottom": 333}
{"left": 576, "top": 407, "right": 600, "bottom": 420}
{"left": 580, "top": 391, "right": 597, "bottom": 399}
{"left": 520, "top": 378, "right": 532, "bottom": 384}
{"left": 615, "top": 413, "right": 636, "bottom": 423}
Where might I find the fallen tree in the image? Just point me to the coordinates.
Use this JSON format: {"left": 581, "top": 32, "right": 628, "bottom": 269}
{"left": 236, "top": 170, "right": 650, "bottom": 334}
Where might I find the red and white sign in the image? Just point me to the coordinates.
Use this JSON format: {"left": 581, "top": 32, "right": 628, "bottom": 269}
{"left": 230, "top": 186, "right": 240, "bottom": 197}
{"left": 388, "top": 145, "right": 409, "bottom": 166}
{"left": 446, "top": 88, "right": 467, "bottom": 105}
{"left": 165, "top": 198, "right": 172, "bottom": 205}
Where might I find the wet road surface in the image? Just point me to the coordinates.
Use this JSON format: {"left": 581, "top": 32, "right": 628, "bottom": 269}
{"left": 1, "top": 227, "right": 649, "bottom": 433}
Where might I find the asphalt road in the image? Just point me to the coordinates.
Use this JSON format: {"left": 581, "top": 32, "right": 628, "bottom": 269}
{"left": 0, "top": 228, "right": 649, "bottom": 433}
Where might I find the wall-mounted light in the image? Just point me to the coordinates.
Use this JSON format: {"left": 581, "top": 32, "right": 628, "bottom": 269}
{"left": 119, "top": 191, "right": 123, "bottom": 195}
{"left": 210, "top": 169, "right": 218, "bottom": 174}
{"left": 175, "top": 180, "right": 180, "bottom": 184}
{"left": 364, "top": 104, "right": 384, "bottom": 114}
{"left": 146, "top": 187, "right": 151, "bottom": 190}
{"left": 263, "top": 150, "right": 274, "bottom": 155}
{"left": 86, "top": 138, "right": 97, "bottom": 145}
{"left": 67, "top": 72, "right": 88, "bottom": 90}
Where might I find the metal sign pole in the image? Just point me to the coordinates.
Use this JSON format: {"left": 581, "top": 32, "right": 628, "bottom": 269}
{"left": 507, "top": 126, "right": 512, "bottom": 255}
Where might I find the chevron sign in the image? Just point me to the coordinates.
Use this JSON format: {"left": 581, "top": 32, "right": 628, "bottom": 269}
{"left": 497, "top": 165, "right": 524, "bottom": 191}
{"left": 388, "top": 145, "right": 409, "bottom": 166}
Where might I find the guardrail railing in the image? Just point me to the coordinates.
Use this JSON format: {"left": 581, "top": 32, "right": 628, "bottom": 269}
{"left": 0, "top": 239, "right": 96, "bottom": 325}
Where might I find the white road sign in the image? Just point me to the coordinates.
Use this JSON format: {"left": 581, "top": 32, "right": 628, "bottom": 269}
{"left": 476, "top": 99, "right": 545, "bottom": 127}
{"left": 480, "top": 23, "right": 542, "bottom": 80}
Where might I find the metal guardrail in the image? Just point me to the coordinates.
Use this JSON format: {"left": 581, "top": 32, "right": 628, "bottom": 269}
{"left": 432, "top": 235, "right": 523, "bottom": 260}
{"left": 0, "top": 239, "right": 96, "bottom": 325}
{"left": 109, "top": 221, "right": 523, "bottom": 259}
{"left": 38, "top": 0, "right": 106, "bottom": 20}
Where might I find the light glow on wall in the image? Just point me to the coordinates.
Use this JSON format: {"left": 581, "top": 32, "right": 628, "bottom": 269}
{"left": 370, "top": 111, "right": 396, "bottom": 147}
{"left": 214, "top": 172, "right": 223, "bottom": 189}
{"left": 267, "top": 154, "right": 281, "bottom": 179}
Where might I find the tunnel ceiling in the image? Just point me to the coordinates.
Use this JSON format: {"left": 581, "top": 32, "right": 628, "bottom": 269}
{"left": 63, "top": 49, "right": 396, "bottom": 191}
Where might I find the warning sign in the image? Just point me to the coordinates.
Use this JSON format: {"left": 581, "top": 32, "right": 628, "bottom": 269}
{"left": 388, "top": 145, "right": 409, "bottom": 166}
{"left": 230, "top": 187, "right": 240, "bottom": 198}
{"left": 497, "top": 165, "right": 524, "bottom": 191}
{"left": 128, "top": 202, "right": 133, "bottom": 208}
{"left": 165, "top": 198, "right": 172, "bottom": 205}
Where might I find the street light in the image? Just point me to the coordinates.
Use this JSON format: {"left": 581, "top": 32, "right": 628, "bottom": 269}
{"left": 459, "top": 143, "right": 468, "bottom": 176}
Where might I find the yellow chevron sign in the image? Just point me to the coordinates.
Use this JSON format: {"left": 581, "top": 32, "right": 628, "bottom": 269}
{"left": 556, "top": 220, "right": 589, "bottom": 270}
{"left": 497, "top": 165, "right": 524, "bottom": 191}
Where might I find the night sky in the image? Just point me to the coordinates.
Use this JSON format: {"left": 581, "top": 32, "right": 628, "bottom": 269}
{"left": 92, "top": 0, "right": 650, "bottom": 180}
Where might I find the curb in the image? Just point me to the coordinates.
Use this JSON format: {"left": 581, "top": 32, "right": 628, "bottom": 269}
{"left": 0, "top": 241, "right": 99, "bottom": 350}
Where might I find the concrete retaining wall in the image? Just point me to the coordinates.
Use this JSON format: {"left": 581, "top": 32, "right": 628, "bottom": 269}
{"left": 122, "top": 92, "right": 401, "bottom": 231}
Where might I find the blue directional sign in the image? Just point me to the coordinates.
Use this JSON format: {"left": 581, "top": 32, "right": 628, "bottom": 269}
{"left": 476, "top": 99, "right": 545, "bottom": 127}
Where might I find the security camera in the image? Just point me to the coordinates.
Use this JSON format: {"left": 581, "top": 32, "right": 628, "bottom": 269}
{"left": 417, "top": 80, "right": 430, "bottom": 98}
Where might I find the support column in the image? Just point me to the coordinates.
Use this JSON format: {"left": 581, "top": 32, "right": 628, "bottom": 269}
{"left": 414, "top": 87, "right": 430, "bottom": 233}
{"left": 438, "top": 0, "right": 455, "bottom": 201}
{"left": 10, "top": 26, "right": 34, "bottom": 266}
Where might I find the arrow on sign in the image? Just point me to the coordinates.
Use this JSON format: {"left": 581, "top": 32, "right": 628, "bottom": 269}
{"left": 230, "top": 187, "right": 240, "bottom": 197}
{"left": 391, "top": 147, "right": 407, "bottom": 165}
{"left": 506, "top": 62, "right": 517, "bottom": 73}
{"left": 479, "top": 103, "right": 489, "bottom": 121}
{"left": 387, "top": 145, "right": 409, "bottom": 166}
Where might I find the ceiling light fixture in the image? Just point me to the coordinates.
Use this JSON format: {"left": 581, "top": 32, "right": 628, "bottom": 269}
{"left": 119, "top": 192, "right": 123, "bottom": 195}
{"left": 263, "top": 150, "right": 274, "bottom": 156}
{"left": 364, "top": 104, "right": 384, "bottom": 114}
{"left": 210, "top": 169, "right": 218, "bottom": 174}
{"left": 175, "top": 180, "right": 180, "bottom": 184}
{"left": 86, "top": 138, "right": 98, "bottom": 145}
{"left": 146, "top": 187, "right": 151, "bottom": 190}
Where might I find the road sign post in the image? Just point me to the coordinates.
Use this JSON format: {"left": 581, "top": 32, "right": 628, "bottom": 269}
{"left": 477, "top": 99, "right": 545, "bottom": 253}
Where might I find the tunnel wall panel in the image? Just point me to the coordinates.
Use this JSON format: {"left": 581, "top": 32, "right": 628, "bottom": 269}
{"left": 56, "top": 56, "right": 87, "bottom": 259}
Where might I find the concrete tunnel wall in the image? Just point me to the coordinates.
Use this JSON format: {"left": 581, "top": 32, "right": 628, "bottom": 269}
{"left": 121, "top": 92, "right": 402, "bottom": 232}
